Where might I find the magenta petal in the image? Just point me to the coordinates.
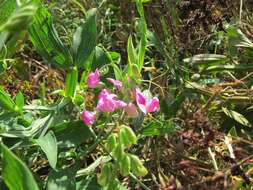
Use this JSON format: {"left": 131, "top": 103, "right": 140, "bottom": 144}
{"left": 146, "top": 97, "right": 159, "bottom": 113}
{"left": 135, "top": 88, "right": 146, "bottom": 105}
{"left": 95, "top": 69, "right": 100, "bottom": 77}
{"left": 115, "top": 100, "right": 127, "bottom": 108}
{"left": 81, "top": 111, "right": 96, "bottom": 125}
{"left": 107, "top": 78, "right": 123, "bottom": 89}
{"left": 98, "top": 89, "right": 109, "bottom": 99}
{"left": 135, "top": 88, "right": 147, "bottom": 113}
{"left": 87, "top": 69, "right": 100, "bottom": 88}
{"left": 97, "top": 89, "right": 118, "bottom": 112}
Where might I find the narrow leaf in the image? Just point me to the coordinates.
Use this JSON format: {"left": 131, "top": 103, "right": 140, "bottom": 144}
{"left": 15, "top": 91, "right": 24, "bottom": 111}
{"left": 0, "top": 86, "right": 17, "bottom": 112}
{"left": 65, "top": 67, "right": 78, "bottom": 98}
{"left": 222, "top": 107, "right": 251, "bottom": 127}
{"left": 29, "top": 7, "right": 72, "bottom": 68}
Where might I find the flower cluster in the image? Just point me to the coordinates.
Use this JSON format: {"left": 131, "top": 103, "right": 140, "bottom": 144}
{"left": 81, "top": 69, "right": 159, "bottom": 125}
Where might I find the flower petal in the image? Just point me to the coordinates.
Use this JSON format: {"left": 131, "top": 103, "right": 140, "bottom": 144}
{"left": 87, "top": 69, "right": 100, "bottom": 88}
{"left": 107, "top": 78, "right": 123, "bottom": 89}
{"left": 146, "top": 97, "right": 159, "bottom": 113}
{"left": 81, "top": 111, "right": 96, "bottom": 125}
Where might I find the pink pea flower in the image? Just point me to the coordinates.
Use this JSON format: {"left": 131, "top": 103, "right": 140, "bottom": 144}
{"left": 97, "top": 89, "right": 126, "bottom": 112}
{"left": 106, "top": 78, "right": 123, "bottom": 90}
{"left": 115, "top": 100, "right": 127, "bottom": 108}
{"left": 135, "top": 88, "right": 159, "bottom": 114}
{"left": 81, "top": 111, "right": 96, "bottom": 125}
{"left": 124, "top": 103, "right": 139, "bottom": 118}
{"left": 87, "top": 69, "right": 100, "bottom": 88}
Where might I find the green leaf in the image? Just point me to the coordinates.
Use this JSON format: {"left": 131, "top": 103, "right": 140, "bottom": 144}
{"left": 76, "top": 176, "right": 102, "bottom": 190}
{"left": 183, "top": 54, "right": 227, "bottom": 65}
{"left": 112, "top": 63, "right": 123, "bottom": 81}
{"left": 141, "top": 121, "right": 176, "bottom": 137}
{"left": 0, "top": 0, "right": 16, "bottom": 27}
{"left": 129, "top": 154, "right": 148, "bottom": 177}
{"left": 76, "top": 156, "right": 111, "bottom": 177}
{"left": 72, "top": 8, "right": 97, "bottom": 69}
{"left": 0, "top": 86, "right": 17, "bottom": 112}
{"left": 47, "top": 169, "right": 76, "bottom": 190}
{"left": 36, "top": 130, "right": 58, "bottom": 169}
{"left": 0, "top": 115, "right": 52, "bottom": 138}
{"left": 91, "top": 46, "right": 111, "bottom": 70}
{"left": 53, "top": 121, "right": 93, "bottom": 148}
{"left": 65, "top": 67, "right": 78, "bottom": 98}
{"left": 97, "top": 163, "right": 112, "bottom": 186}
{"left": 127, "top": 35, "right": 137, "bottom": 75}
{"left": 15, "top": 91, "right": 24, "bottom": 111}
{"left": 228, "top": 126, "right": 238, "bottom": 137}
{"left": 105, "top": 134, "right": 117, "bottom": 152}
{"left": 222, "top": 107, "right": 251, "bottom": 127}
{"left": 119, "top": 154, "right": 131, "bottom": 176}
{"left": 135, "top": 0, "right": 147, "bottom": 71}
{"left": 0, "top": 2, "right": 38, "bottom": 32}
{"left": 29, "top": 7, "right": 72, "bottom": 68}
{"left": 119, "top": 125, "right": 137, "bottom": 147}
{"left": 1, "top": 143, "right": 39, "bottom": 190}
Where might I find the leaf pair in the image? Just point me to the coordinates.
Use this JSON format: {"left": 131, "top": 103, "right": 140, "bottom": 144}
{"left": 29, "top": 7, "right": 97, "bottom": 70}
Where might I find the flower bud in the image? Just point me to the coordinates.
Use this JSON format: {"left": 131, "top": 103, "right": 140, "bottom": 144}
{"left": 124, "top": 103, "right": 139, "bottom": 118}
{"left": 81, "top": 111, "right": 96, "bottom": 126}
{"left": 87, "top": 69, "right": 100, "bottom": 88}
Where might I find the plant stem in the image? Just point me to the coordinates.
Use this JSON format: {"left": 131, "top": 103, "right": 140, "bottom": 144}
{"left": 129, "top": 172, "right": 151, "bottom": 190}
{"left": 208, "top": 147, "right": 218, "bottom": 171}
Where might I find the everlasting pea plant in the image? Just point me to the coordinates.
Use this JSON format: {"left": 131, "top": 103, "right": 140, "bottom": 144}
{"left": 80, "top": 68, "right": 159, "bottom": 188}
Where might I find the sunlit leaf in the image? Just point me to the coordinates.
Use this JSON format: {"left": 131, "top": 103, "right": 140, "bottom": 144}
{"left": 222, "top": 107, "right": 251, "bottom": 127}
{"left": 72, "top": 8, "right": 97, "bottom": 69}
{"left": 36, "top": 130, "right": 58, "bottom": 169}
{"left": 29, "top": 7, "right": 72, "bottom": 68}
{"left": 183, "top": 54, "right": 227, "bottom": 65}
{"left": 65, "top": 67, "right": 78, "bottom": 98}
{"left": 1, "top": 143, "right": 39, "bottom": 190}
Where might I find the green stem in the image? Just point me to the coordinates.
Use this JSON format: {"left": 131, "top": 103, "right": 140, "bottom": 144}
{"left": 129, "top": 172, "right": 151, "bottom": 190}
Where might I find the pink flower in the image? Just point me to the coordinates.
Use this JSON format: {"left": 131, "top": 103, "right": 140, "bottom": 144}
{"left": 81, "top": 111, "right": 96, "bottom": 125}
{"left": 124, "top": 103, "right": 139, "bottom": 118}
{"left": 87, "top": 69, "right": 100, "bottom": 88}
{"left": 106, "top": 78, "right": 123, "bottom": 90}
{"left": 135, "top": 88, "right": 159, "bottom": 114}
{"left": 115, "top": 100, "right": 127, "bottom": 108}
{"left": 97, "top": 89, "right": 126, "bottom": 112}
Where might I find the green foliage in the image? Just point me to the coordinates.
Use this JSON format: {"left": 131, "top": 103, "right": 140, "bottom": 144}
{"left": 29, "top": 7, "right": 72, "bottom": 68}
{"left": 65, "top": 66, "right": 78, "bottom": 98}
{"left": 0, "top": 2, "right": 38, "bottom": 32}
{"left": 36, "top": 130, "right": 58, "bottom": 169}
{"left": 47, "top": 168, "right": 76, "bottom": 190}
{"left": 1, "top": 143, "right": 39, "bottom": 190}
{"left": 222, "top": 107, "right": 251, "bottom": 127}
{"left": 0, "top": 86, "right": 17, "bottom": 112}
{"left": 72, "top": 8, "right": 97, "bottom": 69}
